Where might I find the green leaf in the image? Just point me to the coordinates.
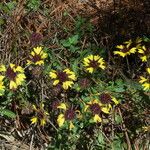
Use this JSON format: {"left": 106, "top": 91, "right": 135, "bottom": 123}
{"left": 61, "top": 40, "right": 71, "bottom": 47}
{"left": 97, "top": 132, "right": 105, "bottom": 145}
{"left": 115, "top": 114, "right": 123, "bottom": 124}
{"left": 69, "top": 35, "right": 79, "bottom": 45}
{"left": 0, "top": 108, "right": 16, "bottom": 118}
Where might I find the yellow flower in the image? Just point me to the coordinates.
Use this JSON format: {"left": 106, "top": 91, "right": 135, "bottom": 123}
{"left": 114, "top": 40, "right": 136, "bottom": 57}
{"left": 56, "top": 103, "right": 76, "bottom": 130}
{"left": 0, "top": 64, "right": 26, "bottom": 90}
{"left": 137, "top": 45, "right": 150, "bottom": 62}
{"left": 30, "top": 103, "right": 49, "bottom": 126}
{"left": 0, "top": 75, "right": 5, "bottom": 96}
{"left": 27, "top": 47, "right": 47, "bottom": 66}
{"left": 49, "top": 69, "right": 76, "bottom": 90}
{"left": 139, "top": 68, "right": 150, "bottom": 91}
{"left": 84, "top": 99, "right": 109, "bottom": 123}
{"left": 83, "top": 55, "right": 106, "bottom": 73}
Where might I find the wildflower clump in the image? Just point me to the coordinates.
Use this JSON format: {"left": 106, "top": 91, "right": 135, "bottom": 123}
{"left": 83, "top": 54, "right": 106, "bottom": 73}
{"left": 0, "top": 64, "right": 26, "bottom": 90}
{"left": 139, "top": 68, "right": 150, "bottom": 91}
{"left": 27, "top": 46, "right": 47, "bottom": 66}
{"left": 30, "top": 103, "right": 49, "bottom": 126}
{"left": 49, "top": 68, "right": 76, "bottom": 90}
{"left": 114, "top": 40, "right": 136, "bottom": 57}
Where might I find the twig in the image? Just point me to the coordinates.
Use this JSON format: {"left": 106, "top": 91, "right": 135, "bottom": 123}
{"left": 118, "top": 107, "right": 132, "bottom": 150}
{"left": 29, "top": 134, "right": 34, "bottom": 150}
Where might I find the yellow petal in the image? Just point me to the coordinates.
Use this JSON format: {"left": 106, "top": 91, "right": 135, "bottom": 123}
{"left": 35, "top": 60, "right": 44, "bottom": 65}
{"left": 57, "top": 103, "right": 67, "bottom": 110}
{"left": 102, "top": 107, "right": 110, "bottom": 114}
{"left": 116, "top": 45, "right": 124, "bottom": 49}
{"left": 94, "top": 55, "right": 100, "bottom": 61}
{"left": 15, "top": 66, "right": 24, "bottom": 72}
{"left": 57, "top": 114, "right": 65, "bottom": 127}
{"left": 10, "top": 63, "right": 15, "bottom": 69}
{"left": 0, "top": 75, "right": 5, "bottom": 81}
{"left": 111, "top": 97, "right": 119, "bottom": 105}
{"left": 40, "top": 119, "right": 46, "bottom": 126}
{"left": 142, "top": 83, "right": 150, "bottom": 91}
{"left": 32, "top": 105, "right": 37, "bottom": 110}
{"left": 0, "top": 65, "right": 6, "bottom": 72}
{"left": 10, "top": 80, "right": 17, "bottom": 89}
{"left": 34, "top": 47, "right": 42, "bottom": 54}
{"left": 140, "top": 56, "right": 147, "bottom": 62}
{"left": 41, "top": 53, "right": 47, "bottom": 59}
{"left": 139, "top": 76, "right": 147, "bottom": 83}
{"left": 86, "top": 67, "right": 94, "bottom": 73}
{"left": 93, "top": 114, "right": 102, "bottom": 123}
{"left": 62, "top": 81, "right": 73, "bottom": 90}
{"left": 69, "top": 121, "right": 75, "bottom": 130}
{"left": 53, "top": 80, "right": 59, "bottom": 86}
{"left": 49, "top": 71, "right": 57, "bottom": 79}
{"left": 68, "top": 74, "right": 76, "bottom": 80}
{"left": 129, "top": 48, "right": 136, "bottom": 53}
{"left": 146, "top": 68, "right": 150, "bottom": 74}
{"left": 84, "top": 105, "right": 89, "bottom": 112}
{"left": 31, "top": 117, "right": 38, "bottom": 124}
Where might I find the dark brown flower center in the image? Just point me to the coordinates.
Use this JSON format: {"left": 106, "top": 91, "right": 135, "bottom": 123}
{"left": 57, "top": 71, "right": 68, "bottom": 82}
{"left": 52, "top": 100, "right": 60, "bottom": 110}
{"left": 79, "top": 78, "right": 90, "bottom": 89}
{"left": 89, "top": 60, "right": 99, "bottom": 68}
{"left": 37, "top": 109, "right": 45, "bottom": 119}
{"left": 90, "top": 103, "right": 101, "bottom": 114}
{"left": 100, "top": 93, "right": 112, "bottom": 104}
{"left": 6, "top": 66, "right": 16, "bottom": 81}
{"left": 32, "top": 54, "right": 42, "bottom": 63}
{"left": 121, "top": 48, "right": 130, "bottom": 53}
{"left": 64, "top": 109, "right": 75, "bottom": 120}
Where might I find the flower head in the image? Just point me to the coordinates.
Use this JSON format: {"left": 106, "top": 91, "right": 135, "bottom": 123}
{"left": 114, "top": 40, "right": 136, "bottom": 57}
{"left": 100, "top": 93, "right": 119, "bottom": 105}
{"left": 83, "top": 55, "right": 106, "bottom": 73}
{"left": 49, "top": 68, "right": 76, "bottom": 90}
{"left": 57, "top": 103, "right": 77, "bottom": 130}
{"left": 27, "top": 47, "right": 47, "bottom": 66}
{"left": 0, "top": 64, "right": 26, "bottom": 89}
{"left": 137, "top": 45, "right": 150, "bottom": 62}
{"left": 30, "top": 103, "right": 49, "bottom": 126}
{"left": 139, "top": 68, "right": 150, "bottom": 91}
{"left": 84, "top": 99, "right": 109, "bottom": 123}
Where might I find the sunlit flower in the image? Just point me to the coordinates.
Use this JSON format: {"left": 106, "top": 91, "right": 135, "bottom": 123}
{"left": 114, "top": 40, "right": 136, "bottom": 57}
{"left": 0, "top": 64, "right": 26, "bottom": 89}
{"left": 83, "top": 55, "right": 105, "bottom": 73}
{"left": 57, "top": 103, "right": 77, "bottom": 130}
{"left": 30, "top": 103, "right": 49, "bottom": 126}
{"left": 27, "top": 47, "right": 47, "bottom": 66}
{"left": 49, "top": 69, "right": 76, "bottom": 90}
{"left": 139, "top": 68, "right": 150, "bottom": 91}
{"left": 137, "top": 45, "right": 150, "bottom": 62}
{"left": 84, "top": 99, "right": 109, "bottom": 123}
{"left": 0, "top": 76, "right": 5, "bottom": 96}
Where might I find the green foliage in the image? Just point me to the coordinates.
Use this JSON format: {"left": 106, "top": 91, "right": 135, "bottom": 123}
{"left": 0, "top": 108, "right": 16, "bottom": 118}
{"left": 61, "top": 34, "right": 80, "bottom": 53}
{"left": 26, "top": 0, "right": 41, "bottom": 11}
